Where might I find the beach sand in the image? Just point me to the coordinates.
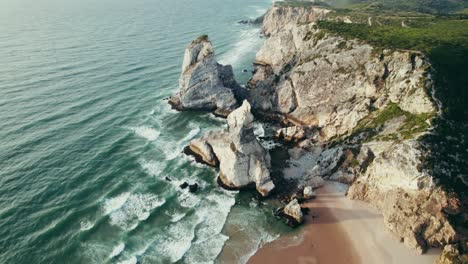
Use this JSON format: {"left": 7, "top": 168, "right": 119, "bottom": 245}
{"left": 248, "top": 181, "right": 441, "bottom": 264}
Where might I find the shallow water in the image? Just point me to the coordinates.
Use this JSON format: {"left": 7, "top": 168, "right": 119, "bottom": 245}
{"left": 0, "top": 0, "right": 290, "bottom": 263}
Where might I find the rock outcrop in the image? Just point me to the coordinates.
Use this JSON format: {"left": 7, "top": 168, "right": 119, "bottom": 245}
{"left": 284, "top": 199, "right": 304, "bottom": 223}
{"left": 186, "top": 101, "right": 275, "bottom": 196}
{"left": 275, "top": 126, "right": 308, "bottom": 142}
{"left": 348, "top": 141, "right": 463, "bottom": 253}
{"left": 246, "top": 3, "right": 466, "bottom": 255}
{"left": 262, "top": 5, "right": 331, "bottom": 36}
{"left": 249, "top": 8, "right": 435, "bottom": 141}
{"left": 169, "top": 35, "right": 244, "bottom": 117}
{"left": 436, "top": 242, "right": 468, "bottom": 264}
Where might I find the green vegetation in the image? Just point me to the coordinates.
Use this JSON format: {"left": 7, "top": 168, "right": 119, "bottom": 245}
{"left": 339, "top": 103, "right": 435, "bottom": 143}
{"left": 313, "top": 30, "right": 326, "bottom": 45}
{"left": 318, "top": 18, "right": 468, "bottom": 120}
{"left": 324, "top": 0, "right": 466, "bottom": 14}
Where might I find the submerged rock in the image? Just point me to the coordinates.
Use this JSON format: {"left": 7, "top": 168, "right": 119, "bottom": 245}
{"left": 185, "top": 100, "right": 275, "bottom": 196}
{"left": 179, "top": 182, "right": 189, "bottom": 189}
{"left": 188, "top": 183, "right": 198, "bottom": 193}
{"left": 169, "top": 35, "right": 244, "bottom": 117}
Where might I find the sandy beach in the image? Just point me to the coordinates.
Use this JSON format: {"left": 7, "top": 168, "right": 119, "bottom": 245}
{"left": 248, "top": 182, "right": 441, "bottom": 264}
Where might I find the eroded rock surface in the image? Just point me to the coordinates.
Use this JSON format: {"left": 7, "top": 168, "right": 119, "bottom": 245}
{"left": 283, "top": 198, "right": 304, "bottom": 225}
{"left": 186, "top": 101, "right": 275, "bottom": 196}
{"left": 348, "top": 141, "right": 462, "bottom": 253}
{"left": 436, "top": 242, "right": 468, "bottom": 264}
{"left": 249, "top": 11, "right": 435, "bottom": 141}
{"left": 248, "top": 4, "right": 466, "bottom": 254}
{"left": 169, "top": 36, "right": 243, "bottom": 117}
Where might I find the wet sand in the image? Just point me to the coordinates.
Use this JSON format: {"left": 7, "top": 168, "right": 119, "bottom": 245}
{"left": 248, "top": 182, "right": 440, "bottom": 264}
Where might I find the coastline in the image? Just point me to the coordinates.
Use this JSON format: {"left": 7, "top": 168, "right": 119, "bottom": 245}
{"left": 248, "top": 182, "right": 441, "bottom": 264}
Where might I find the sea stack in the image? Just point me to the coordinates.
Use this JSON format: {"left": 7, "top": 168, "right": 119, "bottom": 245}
{"left": 185, "top": 100, "right": 275, "bottom": 196}
{"left": 168, "top": 35, "right": 244, "bottom": 117}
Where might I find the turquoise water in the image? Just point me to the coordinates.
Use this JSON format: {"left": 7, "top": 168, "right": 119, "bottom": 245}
{"left": 0, "top": 0, "right": 291, "bottom": 263}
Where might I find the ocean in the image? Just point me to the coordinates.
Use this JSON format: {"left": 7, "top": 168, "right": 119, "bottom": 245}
{"left": 0, "top": 0, "right": 299, "bottom": 263}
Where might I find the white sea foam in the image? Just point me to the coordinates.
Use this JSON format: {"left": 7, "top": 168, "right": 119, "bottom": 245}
{"left": 219, "top": 27, "right": 262, "bottom": 67}
{"left": 183, "top": 233, "right": 229, "bottom": 264}
{"left": 178, "top": 191, "right": 201, "bottom": 208}
{"left": 182, "top": 192, "right": 236, "bottom": 262}
{"left": 79, "top": 220, "right": 95, "bottom": 231}
{"left": 107, "top": 193, "right": 165, "bottom": 230}
{"left": 109, "top": 242, "right": 125, "bottom": 259}
{"left": 159, "top": 140, "right": 181, "bottom": 160}
{"left": 170, "top": 212, "right": 186, "bottom": 223}
{"left": 103, "top": 192, "right": 131, "bottom": 215}
{"left": 180, "top": 126, "right": 200, "bottom": 143}
{"left": 153, "top": 216, "right": 200, "bottom": 263}
{"left": 139, "top": 159, "right": 164, "bottom": 178}
{"left": 238, "top": 232, "right": 280, "bottom": 264}
{"left": 117, "top": 256, "right": 137, "bottom": 264}
{"left": 131, "top": 126, "right": 160, "bottom": 141}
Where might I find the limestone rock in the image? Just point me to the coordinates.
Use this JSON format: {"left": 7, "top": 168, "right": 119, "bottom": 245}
{"left": 303, "top": 186, "right": 316, "bottom": 199}
{"left": 436, "top": 242, "right": 468, "bottom": 264}
{"left": 348, "top": 141, "right": 461, "bottom": 253}
{"left": 169, "top": 36, "right": 243, "bottom": 116}
{"left": 262, "top": 5, "right": 331, "bottom": 36}
{"left": 248, "top": 7, "right": 436, "bottom": 141}
{"left": 186, "top": 101, "right": 275, "bottom": 196}
{"left": 275, "top": 126, "right": 307, "bottom": 142}
{"left": 283, "top": 199, "right": 304, "bottom": 224}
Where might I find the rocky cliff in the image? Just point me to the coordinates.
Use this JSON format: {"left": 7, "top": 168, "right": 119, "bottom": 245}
{"left": 185, "top": 101, "right": 275, "bottom": 197}
{"left": 169, "top": 35, "right": 244, "bottom": 117}
{"left": 247, "top": 3, "right": 466, "bottom": 253}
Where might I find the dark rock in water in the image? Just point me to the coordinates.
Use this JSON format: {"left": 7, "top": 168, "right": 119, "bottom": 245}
{"left": 242, "top": 69, "right": 248, "bottom": 73}
{"left": 179, "top": 182, "right": 189, "bottom": 189}
{"left": 273, "top": 207, "right": 283, "bottom": 220}
{"left": 189, "top": 183, "right": 198, "bottom": 193}
{"left": 238, "top": 20, "right": 249, "bottom": 24}
{"left": 165, "top": 176, "right": 172, "bottom": 182}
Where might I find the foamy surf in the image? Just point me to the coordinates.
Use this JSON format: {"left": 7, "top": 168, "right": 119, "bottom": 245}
{"left": 117, "top": 256, "right": 137, "bottom": 264}
{"left": 219, "top": 27, "right": 262, "bottom": 67}
{"left": 106, "top": 193, "right": 166, "bottom": 230}
{"left": 139, "top": 159, "right": 165, "bottom": 178}
{"left": 103, "top": 192, "right": 131, "bottom": 215}
{"left": 180, "top": 126, "right": 200, "bottom": 143}
{"left": 130, "top": 126, "right": 160, "bottom": 141}
{"left": 80, "top": 220, "right": 95, "bottom": 231}
{"left": 109, "top": 242, "right": 125, "bottom": 259}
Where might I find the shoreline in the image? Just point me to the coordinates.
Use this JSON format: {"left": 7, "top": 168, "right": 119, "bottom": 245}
{"left": 248, "top": 182, "right": 441, "bottom": 264}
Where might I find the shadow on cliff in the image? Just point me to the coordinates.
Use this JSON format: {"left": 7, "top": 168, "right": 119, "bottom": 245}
{"left": 417, "top": 43, "right": 468, "bottom": 239}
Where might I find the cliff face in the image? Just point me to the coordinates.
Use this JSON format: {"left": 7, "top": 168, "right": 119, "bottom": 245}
{"left": 261, "top": 5, "right": 331, "bottom": 36}
{"left": 250, "top": 8, "right": 435, "bottom": 141}
{"left": 248, "top": 4, "right": 466, "bottom": 253}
